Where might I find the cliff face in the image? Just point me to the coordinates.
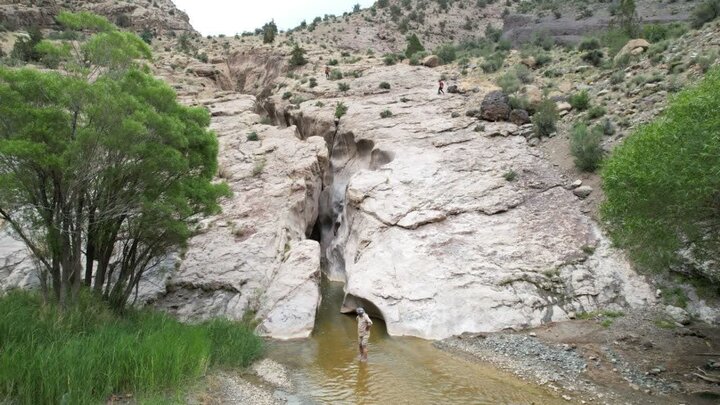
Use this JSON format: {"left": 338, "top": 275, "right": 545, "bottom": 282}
{"left": 0, "top": 0, "right": 195, "bottom": 34}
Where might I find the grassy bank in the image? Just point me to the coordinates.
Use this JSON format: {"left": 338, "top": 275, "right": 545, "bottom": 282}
{"left": 0, "top": 290, "right": 263, "bottom": 404}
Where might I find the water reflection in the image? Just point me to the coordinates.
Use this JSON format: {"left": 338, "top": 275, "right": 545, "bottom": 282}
{"left": 267, "top": 279, "right": 564, "bottom": 404}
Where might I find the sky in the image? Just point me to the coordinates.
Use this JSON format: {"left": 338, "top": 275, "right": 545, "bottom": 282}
{"left": 172, "top": 0, "right": 376, "bottom": 36}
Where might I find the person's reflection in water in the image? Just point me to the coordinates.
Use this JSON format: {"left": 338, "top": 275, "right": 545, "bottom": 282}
{"left": 354, "top": 360, "right": 371, "bottom": 402}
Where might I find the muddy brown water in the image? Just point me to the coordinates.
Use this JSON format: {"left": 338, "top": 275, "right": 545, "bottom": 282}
{"left": 267, "top": 280, "right": 565, "bottom": 404}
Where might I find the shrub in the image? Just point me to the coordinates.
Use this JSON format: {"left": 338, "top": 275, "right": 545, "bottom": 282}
{"left": 247, "top": 131, "right": 259, "bottom": 141}
{"left": 379, "top": 81, "right": 391, "bottom": 89}
{"left": 571, "top": 123, "right": 604, "bottom": 172}
{"left": 335, "top": 102, "right": 348, "bottom": 118}
{"left": 338, "top": 82, "right": 350, "bottom": 92}
{"left": 282, "top": 91, "right": 292, "bottom": 100}
{"left": 693, "top": 51, "right": 718, "bottom": 73}
{"left": 569, "top": 90, "right": 591, "bottom": 111}
{"left": 514, "top": 64, "right": 534, "bottom": 84}
{"left": 328, "top": 59, "right": 339, "bottom": 66}
{"left": 588, "top": 105, "right": 606, "bottom": 119}
{"left": 578, "top": 37, "right": 601, "bottom": 51}
{"left": 691, "top": 0, "right": 720, "bottom": 29}
{"left": 642, "top": 22, "right": 687, "bottom": 43}
{"left": 532, "top": 99, "right": 559, "bottom": 138}
{"left": 10, "top": 27, "right": 43, "bottom": 62}
{"left": 380, "top": 109, "right": 393, "bottom": 118}
{"left": 435, "top": 43, "right": 457, "bottom": 64}
{"left": 503, "top": 170, "right": 518, "bottom": 182}
{"left": 309, "top": 77, "right": 317, "bottom": 88}
{"left": 329, "top": 69, "right": 343, "bottom": 80}
{"left": 383, "top": 53, "right": 398, "bottom": 65}
{"left": 496, "top": 72, "right": 520, "bottom": 94}
{"left": 602, "top": 67, "right": 720, "bottom": 280}
{"left": 582, "top": 49, "right": 604, "bottom": 66}
{"left": 0, "top": 291, "right": 262, "bottom": 405}
{"left": 481, "top": 52, "right": 506, "bottom": 73}
{"left": 610, "top": 71, "right": 625, "bottom": 85}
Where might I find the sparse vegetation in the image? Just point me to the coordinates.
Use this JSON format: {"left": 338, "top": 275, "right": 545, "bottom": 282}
{"left": 379, "top": 81, "right": 391, "bottom": 89}
{"left": 338, "top": 82, "right": 350, "bottom": 92}
{"left": 691, "top": 0, "right": 720, "bottom": 29}
{"left": 380, "top": 109, "right": 393, "bottom": 118}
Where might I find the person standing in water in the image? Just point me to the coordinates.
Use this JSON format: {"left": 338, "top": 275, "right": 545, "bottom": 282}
{"left": 356, "top": 307, "right": 373, "bottom": 362}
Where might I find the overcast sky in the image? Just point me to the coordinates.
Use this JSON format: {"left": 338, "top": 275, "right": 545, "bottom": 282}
{"left": 172, "top": 0, "right": 376, "bottom": 36}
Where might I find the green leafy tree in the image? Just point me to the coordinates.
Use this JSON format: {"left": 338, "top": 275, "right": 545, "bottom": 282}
{"left": 405, "top": 33, "right": 425, "bottom": 58}
{"left": 0, "top": 13, "right": 227, "bottom": 310}
{"left": 602, "top": 68, "right": 720, "bottom": 283}
{"left": 262, "top": 20, "right": 278, "bottom": 44}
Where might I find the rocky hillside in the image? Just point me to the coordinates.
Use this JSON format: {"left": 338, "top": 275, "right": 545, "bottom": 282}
{"left": 0, "top": 0, "right": 195, "bottom": 34}
{"left": 1, "top": 0, "right": 719, "bottom": 340}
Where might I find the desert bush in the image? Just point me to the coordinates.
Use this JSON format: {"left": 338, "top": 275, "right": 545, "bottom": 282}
{"left": 514, "top": 64, "right": 534, "bottom": 84}
{"left": 335, "top": 102, "right": 348, "bottom": 118}
{"left": 569, "top": 90, "right": 591, "bottom": 111}
{"left": 289, "top": 44, "right": 307, "bottom": 66}
{"left": 481, "top": 52, "right": 506, "bottom": 73}
{"left": 338, "top": 82, "right": 350, "bottom": 92}
{"left": 329, "top": 69, "right": 343, "bottom": 80}
{"left": 588, "top": 105, "right": 606, "bottom": 119}
{"left": 309, "top": 77, "right": 318, "bottom": 88}
{"left": 582, "top": 49, "right": 604, "bottom": 66}
{"left": 532, "top": 99, "right": 559, "bottom": 137}
{"left": 496, "top": 72, "right": 520, "bottom": 94}
{"left": 379, "top": 81, "right": 391, "bottom": 89}
{"left": 247, "top": 131, "right": 259, "bottom": 141}
{"left": 380, "top": 109, "right": 393, "bottom": 118}
{"left": 571, "top": 123, "right": 604, "bottom": 171}
{"left": 435, "top": 43, "right": 457, "bottom": 64}
{"left": 578, "top": 37, "right": 601, "bottom": 51}
{"left": 610, "top": 71, "right": 625, "bottom": 85}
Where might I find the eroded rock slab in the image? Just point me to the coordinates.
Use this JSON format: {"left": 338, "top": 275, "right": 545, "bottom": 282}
{"left": 151, "top": 94, "right": 327, "bottom": 339}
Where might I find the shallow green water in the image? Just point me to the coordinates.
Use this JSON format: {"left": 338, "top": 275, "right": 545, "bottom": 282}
{"left": 267, "top": 280, "right": 565, "bottom": 404}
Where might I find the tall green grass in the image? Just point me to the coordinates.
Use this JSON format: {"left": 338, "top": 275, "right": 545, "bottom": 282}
{"left": 0, "top": 290, "right": 263, "bottom": 404}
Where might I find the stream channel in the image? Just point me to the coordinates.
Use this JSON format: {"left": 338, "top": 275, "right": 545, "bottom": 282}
{"left": 266, "top": 279, "right": 565, "bottom": 404}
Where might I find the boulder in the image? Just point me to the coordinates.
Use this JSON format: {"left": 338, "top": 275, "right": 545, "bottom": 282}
{"left": 509, "top": 109, "right": 530, "bottom": 125}
{"left": 665, "top": 305, "right": 691, "bottom": 325}
{"left": 480, "top": 91, "right": 511, "bottom": 121}
{"left": 423, "top": 55, "right": 441, "bottom": 68}
{"left": 520, "top": 56, "right": 537, "bottom": 69}
{"left": 557, "top": 101, "right": 572, "bottom": 112}
{"left": 614, "top": 39, "right": 651, "bottom": 62}
{"left": 523, "top": 85, "right": 543, "bottom": 109}
{"left": 573, "top": 186, "right": 594, "bottom": 199}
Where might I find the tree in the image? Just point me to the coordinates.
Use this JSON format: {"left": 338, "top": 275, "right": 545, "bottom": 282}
{"left": 289, "top": 43, "right": 307, "bottom": 66}
{"left": 405, "top": 33, "right": 425, "bottom": 58}
{"left": 602, "top": 68, "right": 720, "bottom": 283}
{"left": 612, "top": 0, "right": 641, "bottom": 37}
{"left": 0, "top": 13, "right": 228, "bottom": 310}
{"left": 262, "top": 20, "right": 278, "bottom": 44}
